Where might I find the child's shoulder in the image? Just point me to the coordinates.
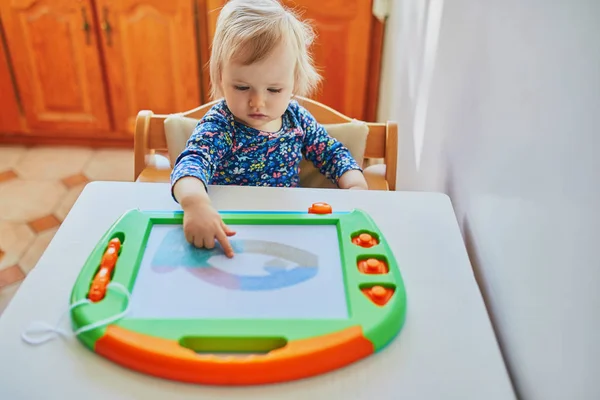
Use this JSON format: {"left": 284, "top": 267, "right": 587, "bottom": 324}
{"left": 201, "top": 99, "right": 235, "bottom": 125}
{"left": 285, "top": 98, "right": 317, "bottom": 125}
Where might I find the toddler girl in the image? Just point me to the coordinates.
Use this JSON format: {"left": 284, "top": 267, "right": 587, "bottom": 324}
{"left": 171, "top": 0, "right": 368, "bottom": 256}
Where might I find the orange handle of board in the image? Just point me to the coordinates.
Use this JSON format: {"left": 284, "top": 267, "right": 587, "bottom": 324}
{"left": 96, "top": 325, "right": 374, "bottom": 386}
{"left": 88, "top": 238, "right": 121, "bottom": 302}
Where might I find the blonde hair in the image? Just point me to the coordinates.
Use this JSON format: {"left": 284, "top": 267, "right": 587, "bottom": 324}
{"left": 209, "top": 0, "right": 321, "bottom": 99}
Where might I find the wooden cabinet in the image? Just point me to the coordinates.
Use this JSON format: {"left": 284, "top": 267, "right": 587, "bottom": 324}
{"left": 0, "top": 21, "right": 25, "bottom": 133}
{"left": 204, "top": 0, "right": 384, "bottom": 122}
{"left": 0, "top": 0, "right": 112, "bottom": 136}
{"left": 0, "top": 0, "right": 385, "bottom": 147}
{"left": 281, "top": 0, "right": 380, "bottom": 121}
{"left": 95, "top": 0, "right": 201, "bottom": 133}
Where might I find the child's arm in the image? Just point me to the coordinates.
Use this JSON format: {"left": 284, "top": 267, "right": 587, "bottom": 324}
{"left": 337, "top": 169, "right": 368, "bottom": 190}
{"left": 170, "top": 110, "right": 236, "bottom": 256}
{"left": 296, "top": 105, "right": 368, "bottom": 190}
{"left": 173, "top": 176, "right": 236, "bottom": 257}
{"left": 171, "top": 112, "right": 234, "bottom": 193}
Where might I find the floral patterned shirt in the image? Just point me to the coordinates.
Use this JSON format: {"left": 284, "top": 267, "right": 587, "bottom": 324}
{"left": 170, "top": 99, "right": 361, "bottom": 190}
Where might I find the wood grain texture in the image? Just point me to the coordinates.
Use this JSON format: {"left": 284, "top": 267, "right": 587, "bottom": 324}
{"left": 97, "top": 0, "right": 201, "bottom": 134}
{"left": 0, "top": 0, "right": 112, "bottom": 133}
{"left": 0, "top": 17, "right": 24, "bottom": 133}
{"left": 282, "top": 0, "right": 374, "bottom": 120}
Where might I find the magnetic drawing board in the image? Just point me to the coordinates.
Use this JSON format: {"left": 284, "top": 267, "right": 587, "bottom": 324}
{"left": 69, "top": 203, "right": 407, "bottom": 386}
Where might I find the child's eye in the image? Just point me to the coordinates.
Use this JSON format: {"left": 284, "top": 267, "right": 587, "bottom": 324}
{"left": 235, "top": 86, "right": 249, "bottom": 91}
{"left": 268, "top": 88, "right": 282, "bottom": 93}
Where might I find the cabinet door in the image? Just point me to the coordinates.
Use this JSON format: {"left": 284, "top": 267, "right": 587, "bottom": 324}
{"left": 200, "top": 0, "right": 376, "bottom": 120}
{"left": 0, "top": 0, "right": 111, "bottom": 133}
{"left": 282, "top": 0, "right": 374, "bottom": 120}
{"left": 0, "top": 25, "right": 24, "bottom": 133}
{"left": 96, "top": 0, "right": 201, "bottom": 134}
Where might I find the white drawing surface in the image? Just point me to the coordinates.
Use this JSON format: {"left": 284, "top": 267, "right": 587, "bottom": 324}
{"left": 128, "top": 224, "right": 349, "bottom": 320}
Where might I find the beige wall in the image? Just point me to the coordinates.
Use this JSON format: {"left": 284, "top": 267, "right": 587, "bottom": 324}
{"left": 378, "top": 1, "right": 600, "bottom": 399}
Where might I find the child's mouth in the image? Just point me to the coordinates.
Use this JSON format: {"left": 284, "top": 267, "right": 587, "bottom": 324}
{"left": 249, "top": 113, "right": 267, "bottom": 119}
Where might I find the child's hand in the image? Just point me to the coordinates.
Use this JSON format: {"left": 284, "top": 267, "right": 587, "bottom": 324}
{"left": 173, "top": 177, "right": 236, "bottom": 257}
{"left": 338, "top": 170, "right": 369, "bottom": 190}
{"left": 182, "top": 200, "right": 236, "bottom": 257}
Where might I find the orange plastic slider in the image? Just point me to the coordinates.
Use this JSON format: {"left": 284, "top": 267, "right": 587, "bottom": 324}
{"left": 108, "top": 237, "right": 121, "bottom": 252}
{"left": 101, "top": 246, "right": 118, "bottom": 270}
{"left": 88, "top": 238, "right": 122, "bottom": 302}
{"left": 89, "top": 268, "right": 111, "bottom": 302}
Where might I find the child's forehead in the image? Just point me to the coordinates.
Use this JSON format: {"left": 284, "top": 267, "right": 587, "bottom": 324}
{"left": 223, "top": 42, "right": 296, "bottom": 82}
{"left": 224, "top": 60, "right": 294, "bottom": 84}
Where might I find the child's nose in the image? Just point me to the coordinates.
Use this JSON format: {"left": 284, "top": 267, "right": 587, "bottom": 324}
{"left": 249, "top": 93, "right": 265, "bottom": 108}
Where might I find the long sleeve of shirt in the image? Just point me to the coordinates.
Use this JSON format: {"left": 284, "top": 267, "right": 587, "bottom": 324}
{"left": 170, "top": 99, "right": 363, "bottom": 194}
{"left": 292, "top": 102, "right": 362, "bottom": 184}
{"left": 170, "top": 107, "right": 234, "bottom": 190}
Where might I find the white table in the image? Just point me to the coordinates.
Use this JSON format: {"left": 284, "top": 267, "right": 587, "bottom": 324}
{"left": 0, "top": 182, "right": 515, "bottom": 399}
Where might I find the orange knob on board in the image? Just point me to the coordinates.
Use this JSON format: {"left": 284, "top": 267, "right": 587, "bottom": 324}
{"left": 366, "top": 258, "right": 380, "bottom": 272}
{"left": 357, "top": 258, "right": 389, "bottom": 274}
{"left": 352, "top": 232, "right": 378, "bottom": 248}
{"left": 308, "top": 202, "right": 332, "bottom": 214}
{"left": 371, "top": 286, "right": 387, "bottom": 298}
{"left": 362, "top": 285, "right": 394, "bottom": 306}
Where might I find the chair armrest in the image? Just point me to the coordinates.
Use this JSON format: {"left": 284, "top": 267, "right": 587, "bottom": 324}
{"left": 137, "top": 157, "right": 390, "bottom": 189}
{"left": 136, "top": 167, "right": 171, "bottom": 183}
{"left": 136, "top": 154, "right": 172, "bottom": 183}
{"left": 145, "top": 153, "right": 171, "bottom": 170}
{"left": 363, "top": 164, "right": 389, "bottom": 191}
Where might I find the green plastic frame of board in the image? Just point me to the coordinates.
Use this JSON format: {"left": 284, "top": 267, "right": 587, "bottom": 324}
{"left": 70, "top": 207, "right": 407, "bottom": 385}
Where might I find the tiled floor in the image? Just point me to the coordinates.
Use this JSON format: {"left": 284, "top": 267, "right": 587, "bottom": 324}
{"left": 0, "top": 145, "right": 134, "bottom": 315}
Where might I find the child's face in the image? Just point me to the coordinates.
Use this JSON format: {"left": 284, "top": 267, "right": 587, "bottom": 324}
{"left": 221, "top": 41, "right": 296, "bottom": 132}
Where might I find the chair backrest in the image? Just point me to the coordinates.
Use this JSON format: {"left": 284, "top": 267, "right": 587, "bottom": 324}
{"left": 134, "top": 96, "right": 398, "bottom": 190}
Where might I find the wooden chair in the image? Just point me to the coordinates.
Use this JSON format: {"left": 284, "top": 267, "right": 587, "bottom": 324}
{"left": 134, "top": 96, "right": 398, "bottom": 190}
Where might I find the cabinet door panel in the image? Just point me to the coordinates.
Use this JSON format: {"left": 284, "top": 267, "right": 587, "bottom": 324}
{"left": 0, "top": 0, "right": 111, "bottom": 133}
{"left": 97, "top": 0, "right": 200, "bottom": 133}
{"left": 200, "top": 0, "right": 375, "bottom": 120}
{"left": 0, "top": 28, "right": 24, "bottom": 133}
{"left": 282, "top": 0, "right": 374, "bottom": 120}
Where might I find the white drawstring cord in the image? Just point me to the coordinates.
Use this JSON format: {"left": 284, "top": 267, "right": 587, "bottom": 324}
{"left": 21, "top": 282, "right": 131, "bottom": 345}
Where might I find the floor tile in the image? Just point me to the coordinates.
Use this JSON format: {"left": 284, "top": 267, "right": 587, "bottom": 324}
{"left": 55, "top": 183, "right": 86, "bottom": 221}
{"left": 0, "top": 170, "right": 18, "bottom": 183}
{"left": 20, "top": 227, "right": 58, "bottom": 274}
{"left": 28, "top": 215, "right": 61, "bottom": 233}
{"left": 84, "top": 149, "right": 134, "bottom": 181}
{"left": 14, "top": 146, "right": 94, "bottom": 180}
{"left": 0, "top": 281, "right": 22, "bottom": 316}
{"left": 0, "top": 265, "right": 25, "bottom": 288}
{"left": 0, "top": 221, "right": 35, "bottom": 270}
{"left": 62, "top": 173, "right": 89, "bottom": 188}
{"left": 0, "top": 146, "right": 26, "bottom": 172}
{"left": 0, "top": 179, "right": 67, "bottom": 222}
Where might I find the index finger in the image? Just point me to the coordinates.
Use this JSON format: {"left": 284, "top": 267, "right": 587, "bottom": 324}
{"left": 216, "top": 229, "right": 234, "bottom": 258}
